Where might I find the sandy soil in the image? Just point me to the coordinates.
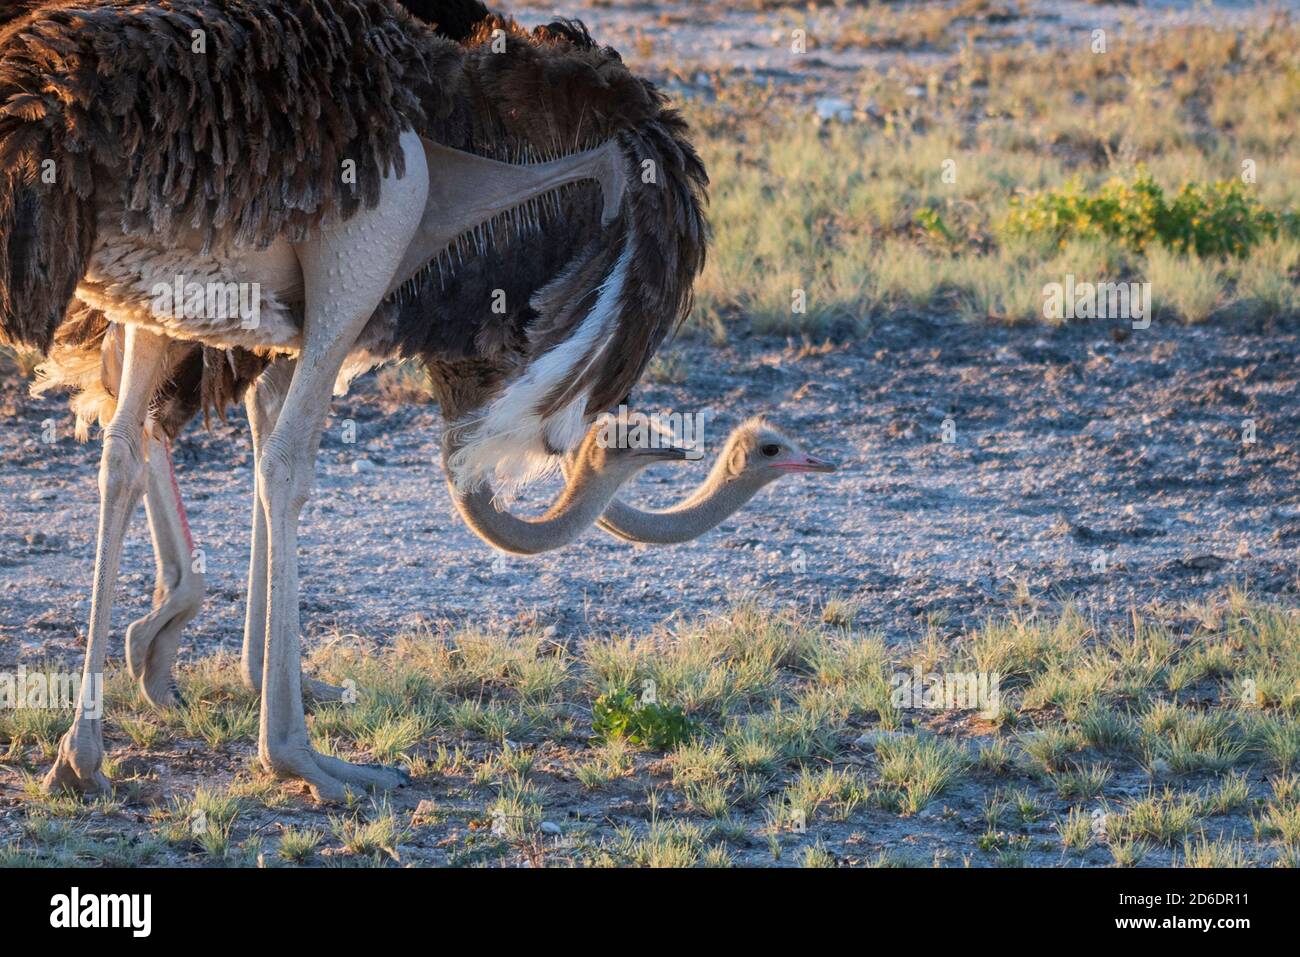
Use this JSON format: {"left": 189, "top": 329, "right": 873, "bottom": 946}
{"left": 3, "top": 314, "right": 1298, "bottom": 868}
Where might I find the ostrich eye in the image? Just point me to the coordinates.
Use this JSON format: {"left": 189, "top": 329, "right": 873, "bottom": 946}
{"left": 760, "top": 443, "right": 782, "bottom": 457}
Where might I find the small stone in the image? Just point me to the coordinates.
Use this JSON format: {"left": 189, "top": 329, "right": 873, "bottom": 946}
{"left": 114, "top": 756, "right": 154, "bottom": 778}
{"left": 814, "top": 97, "right": 853, "bottom": 123}
{"left": 351, "top": 458, "right": 375, "bottom": 474}
{"left": 854, "top": 731, "right": 900, "bottom": 748}
{"left": 540, "top": 821, "right": 562, "bottom": 836}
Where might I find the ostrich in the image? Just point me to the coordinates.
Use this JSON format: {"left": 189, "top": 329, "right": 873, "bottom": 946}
{"left": 1, "top": 0, "right": 831, "bottom": 801}
{"left": 1, "top": 0, "right": 684, "bottom": 800}
{"left": 19, "top": 0, "right": 701, "bottom": 696}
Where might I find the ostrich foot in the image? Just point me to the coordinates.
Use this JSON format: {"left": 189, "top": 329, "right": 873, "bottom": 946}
{"left": 314, "top": 753, "right": 410, "bottom": 790}
{"left": 43, "top": 725, "right": 111, "bottom": 796}
{"left": 264, "top": 739, "right": 409, "bottom": 803}
{"left": 243, "top": 672, "right": 348, "bottom": 706}
{"left": 125, "top": 584, "right": 201, "bottom": 710}
{"left": 303, "top": 677, "right": 349, "bottom": 705}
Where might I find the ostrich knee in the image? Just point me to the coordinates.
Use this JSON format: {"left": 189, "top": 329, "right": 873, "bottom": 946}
{"left": 125, "top": 434, "right": 206, "bottom": 710}
{"left": 134, "top": 550, "right": 206, "bottom": 633}
{"left": 257, "top": 439, "right": 315, "bottom": 520}
{"left": 147, "top": 561, "right": 206, "bottom": 628}
{"left": 99, "top": 425, "right": 148, "bottom": 506}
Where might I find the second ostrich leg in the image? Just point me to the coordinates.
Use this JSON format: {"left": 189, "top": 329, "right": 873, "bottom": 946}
{"left": 44, "top": 326, "right": 170, "bottom": 794}
{"left": 124, "top": 433, "right": 204, "bottom": 709}
{"left": 241, "top": 360, "right": 290, "bottom": 694}
{"left": 239, "top": 360, "right": 346, "bottom": 702}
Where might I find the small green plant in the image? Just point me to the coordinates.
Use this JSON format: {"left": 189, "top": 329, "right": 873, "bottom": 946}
{"left": 1109, "top": 838, "right": 1149, "bottom": 868}
{"left": 277, "top": 828, "right": 323, "bottom": 864}
{"left": 1053, "top": 763, "right": 1112, "bottom": 800}
{"left": 800, "top": 840, "right": 838, "bottom": 868}
{"left": 591, "top": 689, "right": 699, "bottom": 751}
{"left": 915, "top": 207, "right": 962, "bottom": 253}
{"left": 1056, "top": 808, "right": 1093, "bottom": 850}
{"left": 875, "top": 734, "right": 967, "bottom": 814}
{"left": 975, "top": 737, "right": 1015, "bottom": 775}
{"left": 1180, "top": 834, "right": 1252, "bottom": 868}
{"left": 1007, "top": 787, "right": 1044, "bottom": 824}
{"left": 330, "top": 799, "right": 408, "bottom": 862}
{"left": 1111, "top": 788, "right": 1201, "bottom": 846}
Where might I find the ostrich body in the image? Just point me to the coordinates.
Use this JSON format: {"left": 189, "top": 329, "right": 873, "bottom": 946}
{"left": 2, "top": 0, "right": 707, "bottom": 801}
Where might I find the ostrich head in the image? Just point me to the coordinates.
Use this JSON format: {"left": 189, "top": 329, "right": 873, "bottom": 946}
{"left": 567, "top": 417, "right": 692, "bottom": 478}
{"left": 721, "top": 418, "right": 839, "bottom": 484}
{"left": 574, "top": 416, "right": 837, "bottom": 548}
{"left": 372, "top": 10, "right": 709, "bottom": 496}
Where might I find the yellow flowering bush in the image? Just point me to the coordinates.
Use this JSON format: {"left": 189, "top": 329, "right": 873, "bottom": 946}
{"left": 998, "top": 170, "right": 1299, "bottom": 258}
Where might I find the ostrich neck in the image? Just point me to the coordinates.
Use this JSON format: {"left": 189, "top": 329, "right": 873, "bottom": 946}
{"left": 596, "top": 458, "right": 770, "bottom": 545}
{"left": 444, "top": 448, "right": 633, "bottom": 556}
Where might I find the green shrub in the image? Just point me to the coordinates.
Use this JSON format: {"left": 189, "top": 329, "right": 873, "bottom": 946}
{"left": 999, "top": 171, "right": 1300, "bottom": 258}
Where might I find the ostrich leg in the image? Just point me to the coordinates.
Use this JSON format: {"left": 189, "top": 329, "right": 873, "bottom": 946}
{"left": 44, "top": 326, "right": 170, "bottom": 794}
{"left": 240, "top": 360, "right": 290, "bottom": 694}
{"left": 124, "top": 432, "right": 203, "bottom": 710}
{"left": 238, "top": 361, "right": 345, "bottom": 702}
{"left": 256, "top": 130, "right": 427, "bottom": 801}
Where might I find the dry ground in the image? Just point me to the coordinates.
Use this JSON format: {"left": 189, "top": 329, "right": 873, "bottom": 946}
{"left": 3, "top": 314, "right": 1299, "bottom": 866}
{"left": 4, "top": 316, "right": 1298, "bottom": 659}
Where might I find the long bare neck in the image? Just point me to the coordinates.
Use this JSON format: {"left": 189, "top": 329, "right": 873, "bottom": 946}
{"left": 596, "top": 454, "right": 770, "bottom": 545}
{"left": 443, "top": 446, "right": 632, "bottom": 556}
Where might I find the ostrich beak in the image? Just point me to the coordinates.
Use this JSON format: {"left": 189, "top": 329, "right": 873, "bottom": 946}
{"left": 774, "top": 453, "right": 837, "bottom": 474}
{"left": 633, "top": 445, "right": 691, "bottom": 462}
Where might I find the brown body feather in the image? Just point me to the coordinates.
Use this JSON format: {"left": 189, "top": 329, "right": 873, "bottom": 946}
{"left": 386, "top": 15, "right": 708, "bottom": 429}
{"left": 16, "top": 1, "right": 709, "bottom": 465}
{"left": 0, "top": 0, "right": 460, "bottom": 354}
